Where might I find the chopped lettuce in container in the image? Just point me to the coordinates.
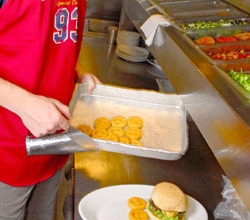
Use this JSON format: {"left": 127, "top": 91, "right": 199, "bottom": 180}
{"left": 182, "top": 19, "right": 248, "bottom": 30}
{"left": 229, "top": 69, "right": 250, "bottom": 92}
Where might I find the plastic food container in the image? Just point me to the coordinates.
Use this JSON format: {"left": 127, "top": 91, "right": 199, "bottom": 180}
{"left": 70, "top": 83, "right": 188, "bottom": 160}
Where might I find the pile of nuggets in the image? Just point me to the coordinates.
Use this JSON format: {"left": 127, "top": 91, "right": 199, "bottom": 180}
{"left": 127, "top": 197, "right": 148, "bottom": 220}
{"left": 77, "top": 115, "right": 144, "bottom": 146}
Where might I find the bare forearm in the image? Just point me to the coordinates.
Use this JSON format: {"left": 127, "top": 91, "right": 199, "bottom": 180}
{"left": 0, "top": 77, "right": 71, "bottom": 137}
{"left": 0, "top": 64, "right": 100, "bottom": 137}
{"left": 0, "top": 77, "right": 28, "bottom": 115}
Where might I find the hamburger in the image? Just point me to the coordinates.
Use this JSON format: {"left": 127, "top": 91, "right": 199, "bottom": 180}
{"left": 146, "top": 182, "right": 188, "bottom": 220}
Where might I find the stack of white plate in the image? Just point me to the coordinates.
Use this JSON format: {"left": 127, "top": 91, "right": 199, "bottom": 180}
{"left": 116, "top": 30, "right": 140, "bottom": 46}
{"left": 116, "top": 44, "right": 149, "bottom": 62}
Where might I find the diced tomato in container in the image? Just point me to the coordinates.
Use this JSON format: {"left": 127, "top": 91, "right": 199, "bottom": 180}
{"left": 215, "top": 36, "right": 238, "bottom": 43}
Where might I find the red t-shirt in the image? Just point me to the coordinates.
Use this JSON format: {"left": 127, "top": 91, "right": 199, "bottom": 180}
{"left": 0, "top": 0, "right": 86, "bottom": 186}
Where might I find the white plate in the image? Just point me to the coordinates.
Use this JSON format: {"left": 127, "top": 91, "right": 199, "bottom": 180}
{"left": 117, "top": 45, "right": 149, "bottom": 56}
{"left": 116, "top": 51, "right": 148, "bottom": 62}
{"left": 116, "top": 31, "right": 141, "bottom": 46}
{"left": 78, "top": 184, "right": 208, "bottom": 220}
{"left": 117, "top": 31, "right": 140, "bottom": 40}
{"left": 116, "top": 45, "right": 149, "bottom": 62}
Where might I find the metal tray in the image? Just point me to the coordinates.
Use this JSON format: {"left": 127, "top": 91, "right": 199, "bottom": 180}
{"left": 185, "top": 23, "right": 250, "bottom": 40}
{"left": 162, "top": 6, "right": 242, "bottom": 19}
{"left": 181, "top": 24, "right": 250, "bottom": 51}
{"left": 156, "top": 0, "right": 247, "bottom": 20}
{"left": 215, "top": 61, "right": 250, "bottom": 100}
{"left": 150, "top": 0, "right": 219, "bottom": 4}
{"left": 70, "top": 84, "right": 188, "bottom": 160}
{"left": 160, "top": 0, "right": 228, "bottom": 9}
{"left": 198, "top": 41, "right": 250, "bottom": 64}
{"left": 178, "top": 17, "right": 250, "bottom": 33}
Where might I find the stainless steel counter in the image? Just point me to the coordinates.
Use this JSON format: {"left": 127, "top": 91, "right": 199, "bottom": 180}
{"left": 73, "top": 36, "right": 225, "bottom": 220}
{"left": 122, "top": 0, "right": 250, "bottom": 210}
{"left": 73, "top": 123, "right": 224, "bottom": 220}
{"left": 78, "top": 36, "right": 165, "bottom": 91}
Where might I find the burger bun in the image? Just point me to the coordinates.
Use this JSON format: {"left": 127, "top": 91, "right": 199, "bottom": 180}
{"left": 151, "top": 182, "right": 187, "bottom": 212}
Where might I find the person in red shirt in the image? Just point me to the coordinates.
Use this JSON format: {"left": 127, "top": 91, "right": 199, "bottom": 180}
{"left": 0, "top": 0, "right": 100, "bottom": 219}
